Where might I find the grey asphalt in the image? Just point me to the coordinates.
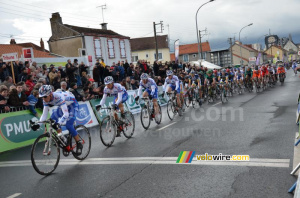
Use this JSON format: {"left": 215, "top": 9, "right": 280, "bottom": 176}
{"left": 0, "top": 70, "right": 298, "bottom": 198}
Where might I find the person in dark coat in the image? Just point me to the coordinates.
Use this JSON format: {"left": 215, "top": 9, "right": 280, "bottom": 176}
{"left": 65, "top": 59, "right": 77, "bottom": 84}
{"left": 8, "top": 82, "right": 29, "bottom": 107}
{"left": 69, "top": 83, "right": 85, "bottom": 102}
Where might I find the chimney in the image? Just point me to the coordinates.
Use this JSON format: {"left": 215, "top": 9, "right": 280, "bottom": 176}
{"left": 40, "top": 38, "right": 45, "bottom": 51}
{"left": 50, "top": 12, "right": 63, "bottom": 38}
{"left": 101, "top": 23, "right": 108, "bottom": 30}
{"left": 10, "top": 39, "right": 16, "bottom": 44}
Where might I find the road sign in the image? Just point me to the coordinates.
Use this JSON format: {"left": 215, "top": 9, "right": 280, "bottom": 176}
{"left": 1, "top": 52, "right": 18, "bottom": 62}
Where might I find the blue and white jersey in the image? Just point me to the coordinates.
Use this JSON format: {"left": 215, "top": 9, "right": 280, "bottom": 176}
{"left": 139, "top": 78, "right": 158, "bottom": 90}
{"left": 103, "top": 83, "right": 126, "bottom": 97}
{"left": 40, "top": 91, "right": 78, "bottom": 125}
{"left": 163, "top": 75, "right": 180, "bottom": 92}
{"left": 43, "top": 91, "right": 77, "bottom": 108}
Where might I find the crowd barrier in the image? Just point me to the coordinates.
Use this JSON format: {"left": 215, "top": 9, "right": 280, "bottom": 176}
{"left": 0, "top": 86, "right": 168, "bottom": 153}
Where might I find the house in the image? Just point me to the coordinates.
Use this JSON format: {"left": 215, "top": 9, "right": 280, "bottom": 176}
{"left": 130, "top": 35, "right": 170, "bottom": 64}
{"left": 264, "top": 45, "right": 288, "bottom": 62}
{"left": 283, "top": 40, "right": 298, "bottom": 54}
{"left": 0, "top": 39, "right": 55, "bottom": 59}
{"left": 208, "top": 47, "right": 231, "bottom": 67}
{"left": 48, "top": 12, "right": 131, "bottom": 65}
{"left": 231, "top": 42, "right": 259, "bottom": 65}
{"left": 178, "top": 42, "right": 210, "bottom": 62}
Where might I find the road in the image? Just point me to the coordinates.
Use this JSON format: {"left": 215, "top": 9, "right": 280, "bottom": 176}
{"left": 0, "top": 71, "right": 298, "bottom": 198}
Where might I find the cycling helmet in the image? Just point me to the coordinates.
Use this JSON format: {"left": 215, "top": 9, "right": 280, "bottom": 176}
{"left": 140, "top": 73, "right": 149, "bottom": 80}
{"left": 166, "top": 70, "right": 173, "bottom": 76}
{"left": 226, "top": 68, "right": 230, "bottom": 73}
{"left": 207, "top": 70, "right": 213, "bottom": 74}
{"left": 222, "top": 69, "right": 226, "bottom": 73}
{"left": 184, "top": 76, "right": 190, "bottom": 79}
{"left": 190, "top": 70, "right": 195, "bottom": 74}
{"left": 213, "top": 70, "right": 217, "bottom": 74}
{"left": 104, "top": 76, "right": 114, "bottom": 85}
{"left": 199, "top": 71, "right": 204, "bottom": 75}
{"left": 39, "top": 85, "right": 52, "bottom": 98}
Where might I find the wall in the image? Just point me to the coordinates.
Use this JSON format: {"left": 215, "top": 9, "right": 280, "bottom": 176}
{"left": 232, "top": 45, "right": 252, "bottom": 65}
{"left": 265, "top": 46, "right": 284, "bottom": 61}
{"left": 84, "top": 36, "right": 131, "bottom": 66}
{"left": 283, "top": 40, "right": 298, "bottom": 53}
{"left": 49, "top": 37, "right": 83, "bottom": 57}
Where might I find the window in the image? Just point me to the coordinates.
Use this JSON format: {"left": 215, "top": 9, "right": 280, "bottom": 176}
{"left": 183, "top": 54, "right": 189, "bottom": 62}
{"left": 119, "top": 39, "right": 126, "bottom": 58}
{"left": 93, "top": 37, "right": 102, "bottom": 59}
{"left": 146, "top": 54, "right": 149, "bottom": 58}
{"left": 154, "top": 53, "right": 163, "bottom": 60}
{"left": 107, "top": 39, "right": 115, "bottom": 58}
{"left": 202, "top": 52, "right": 206, "bottom": 60}
{"left": 132, "top": 55, "right": 138, "bottom": 62}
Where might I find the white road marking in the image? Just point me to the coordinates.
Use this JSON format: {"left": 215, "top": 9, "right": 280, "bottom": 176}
{"left": 0, "top": 157, "right": 290, "bottom": 168}
{"left": 212, "top": 102, "right": 222, "bottom": 107}
{"left": 157, "top": 122, "right": 177, "bottom": 131}
{"left": 7, "top": 193, "right": 22, "bottom": 198}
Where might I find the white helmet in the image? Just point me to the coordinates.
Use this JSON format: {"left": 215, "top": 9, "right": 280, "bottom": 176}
{"left": 166, "top": 70, "right": 173, "bottom": 76}
{"left": 140, "top": 73, "right": 149, "bottom": 80}
{"left": 39, "top": 85, "right": 52, "bottom": 98}
{"left": 104, "top": 76, "right": 114, "bottom": 85}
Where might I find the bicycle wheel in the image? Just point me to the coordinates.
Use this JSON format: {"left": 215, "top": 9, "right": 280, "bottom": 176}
{"left": 31, "top": 133, "right": 60, "bottom": 176}
{"left": 167, "top": 100, "right": 175, "bottom": 120}
{"left": 192, "top": 91, "right": 199, "bottom": 108}
{"left": 154, "top": 104, "right": 162, "bottom": 124}
{"left": 100, "top": 116, "right": 116, "bottom": 147}
{"left": 140, "top": 105, "right": 151, "bottom": 130}
{"left": 122, "top": 111, "right": 135, "bottom": 138}
{"left": 72, "top": 125, "right": 91, "bottom": 160}
{"left": 184, "top": 93, "right": 191, "bottom": 108}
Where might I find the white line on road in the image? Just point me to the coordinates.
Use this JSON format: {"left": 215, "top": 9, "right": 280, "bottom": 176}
{"left": 212, "top": 102, "right": 222, "bottom": 107}
{"left": 7, "top": 193, "right": 22, "bottom": 198}
{"left": 157, "top": 122, "right": 177, "bottom": 131}
{"left": 0, "top": 157, "right": 290, "bottom": 168}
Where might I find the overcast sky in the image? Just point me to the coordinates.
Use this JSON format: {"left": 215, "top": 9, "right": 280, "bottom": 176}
{"left": 0, "top": 0, "right": 300, "bottom": 51}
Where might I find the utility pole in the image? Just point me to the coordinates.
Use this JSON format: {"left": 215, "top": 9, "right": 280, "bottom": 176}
{"left": 228, "top": 37, "right": 233, "bottom": 66}
{"left": 153, "top": 21, "right": 164, "bottom": 61}
{"left": 199, "top": 28, "right": 207, "bottom": 60}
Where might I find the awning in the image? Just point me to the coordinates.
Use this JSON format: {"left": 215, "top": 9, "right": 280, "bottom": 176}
{"left": 189, "top": 60, "right": 222, "bottom": 69}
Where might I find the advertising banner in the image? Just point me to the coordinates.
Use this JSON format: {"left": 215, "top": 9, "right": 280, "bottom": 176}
{"left": 1, "top": 52, "right": 18, "bottom": 62}
{"left": 125, "top": 90, "right": 141, "bottom": 114}
{"left": 0, "top": 109, "right": 46, "bottom": 153}
{"left": 158, "top": 86, "right": 168, "bottom": 106}
{"left": 89, "top": 97, "right": 116, "bottom": 122}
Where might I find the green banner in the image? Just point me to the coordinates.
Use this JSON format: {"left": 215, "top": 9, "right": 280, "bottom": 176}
{"left": 0, "top": 109, "right": 47, "bottom": 153}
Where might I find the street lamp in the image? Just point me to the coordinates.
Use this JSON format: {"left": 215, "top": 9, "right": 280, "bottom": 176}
{"left": 239, "top": 23, "right": 253, "bottom": 65}
{"left": 195, "top": 0, "right": 215, "bottom": 60}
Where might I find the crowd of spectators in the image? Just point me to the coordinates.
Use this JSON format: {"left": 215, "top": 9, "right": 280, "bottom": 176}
{"left": 0, "top": 56, "right": 199, "bottom": 115}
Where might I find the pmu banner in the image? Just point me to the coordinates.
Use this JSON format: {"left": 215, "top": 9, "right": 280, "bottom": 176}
{"left": 158, "top": 86, "right": 168, "bottom": 106}
{"left": 89, "top": 97, "right": 120, "bottom": 122}
{"left": 0, "top": 109, "right": 47, "bottom": 153}
{"left": 49, "top": 101, "right": 98, "bottom": 131}
{"left": 175, "top": 40, "right": 180, "bottom": 63}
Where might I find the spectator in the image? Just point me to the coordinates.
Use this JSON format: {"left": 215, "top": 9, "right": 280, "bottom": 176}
{"left": 60, "top": 81, "right": 68, "bottom": 91}
{"left": 153, "top": 61, "right": 159, "bottom": 76}
{"left": 25, "top": 75, "right": 35, "bottom": 96}
{"left": 134, "top": 67, "right": 141, "bottom": 81}
{"left": 66, "top": 59, "right": 77, "bottom": 84}
{"left": 98, "top": 59, "right": 105, "bottom": 84}
{"left": 8, "top": 62, "right": 19, "bottom": 83}
{"left": 69, "top": 82, "right": 85, "bottom": 101}
{"left": 8, "top": 82, "right": 29, "bottom": 107}
{"left": 0, "top": 76, "right": 13, "bottom": 89}
{"left": 130, "top": 79, "right": 138, "bottom": 90}
{"left": 120, "top": 79, "right": 127, "bottom": 90}
{"left": 42, "top": 64, "right": 47, "bottom": 72}
{"left": 73, "top": 59, "right": 81, "bottom": 86}
{"left": 49, "top": 67, "right": 57, "bottom": 84}
{"left": 24, "top": 61, "right": 31, "bottom": 74}
{"left": 29, "top": 61, "right": 37, "bottom": 73}
{"left": 81, "top": 87, "right": 94, "bottom": 100}
{"left": 0, "top": 85, "right": 10, "bottom": 112}
{"left": 81, "top": 71, "right": 88, "bottom": 86}
{"left": 33, "top": 83, "right": 43, "bottom": 109}
{"left": 18, "top": 67, "right": 29, "bottom": 82}
{"left": 100, "top": 59, "right": 106, "bottom": 67}
{"left": 27, "top": 89, "right": 39, "bottom": 117}
{"left": 58, "top": 66, "right": 66, "bottom": 79}
{"left": 85, "top": 80, "right": 99, "bottom": 96}
{"left": 104, "top": 66, "right": 112, "bottom": 78}
{"left": 79, "top": 61, "right": 88, "bottom": 75}
{"left": 157, "top": 76, "right": 164, "bottom": 86}
{"left": 125, "top": 76, "right": 132, "bottom": 90}
{"left": 0, "top": 59, "right": 7, "bottom": 82}
{"left": 118, "top": 62, "right": 125, "bottom": 81}
{"left": 37, "top": 78, "right": 46, "bottom": 85}
{"left": 127, "top": 63, "right": 134, "bottom": 77}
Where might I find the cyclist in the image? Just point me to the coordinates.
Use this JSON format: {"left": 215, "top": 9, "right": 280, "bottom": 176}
{"left": 261, "top": 65, "right": 269, "bottom": 86}
{"left": 189, "top": 70, "right": 202, "bottom": 105}
{"left": 277, "top": 64, "right": 286, "bottom": 78}
{"left": 162, "top": 70, "right": 182, "bottom": 110}
{"left": 204, "top": 70, "right": 216, "bottom": 97}
{"left": 244, "top": 67, "right": 253, "bottom": 87}
{"left": 218, "top": 69, "right": 229, "bottom": 92}
{"left": 268, "top": 65, "right": 275, "bottom": 83}
{"left": 32, "top": 85, "right": 83, "bottom": 155}
{"left": 135, "top": 73, "right": 160, "bottom": 119}
{"left": 96, "top": 76, "right": 128, "bottom": 137}
{"left": 235, "top": 68, "right": 244, "bottom": 88}
{"left": 252, "top": 66, "right": 261, "bottom": 88}
{"left": 292, "top": 60, "right": 298, "bottom": 74}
